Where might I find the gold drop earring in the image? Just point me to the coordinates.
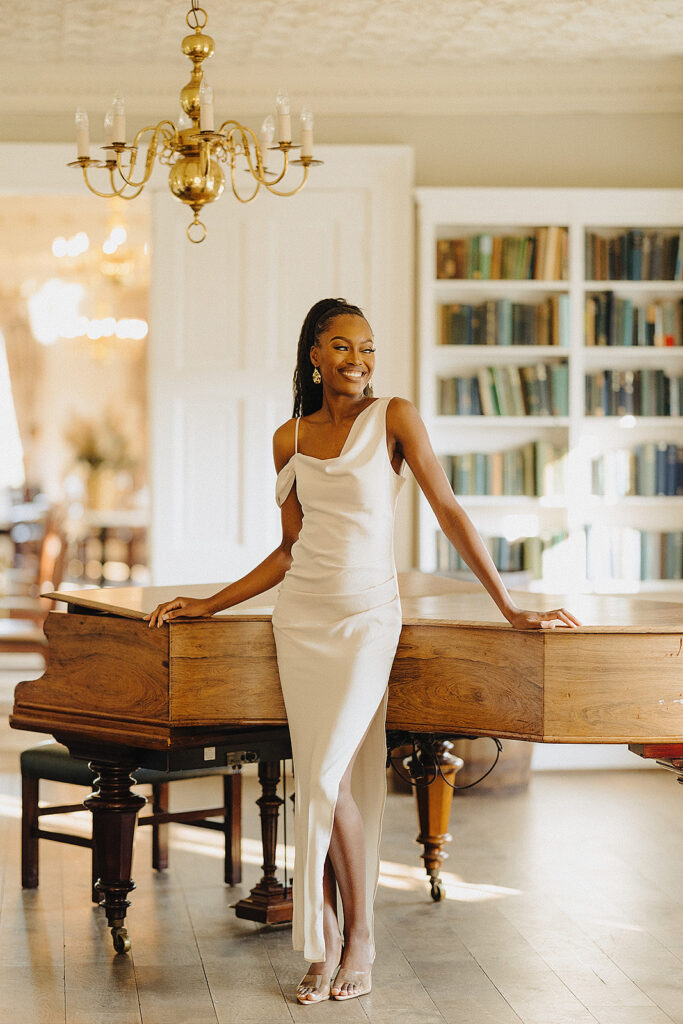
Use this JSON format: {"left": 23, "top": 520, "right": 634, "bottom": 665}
{"left": 312, "top": 367, "right": 322, "bottom": 384}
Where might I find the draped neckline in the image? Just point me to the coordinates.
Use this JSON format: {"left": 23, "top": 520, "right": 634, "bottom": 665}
{"left": 293, "top": 399, "right": 380, "bottom": 466}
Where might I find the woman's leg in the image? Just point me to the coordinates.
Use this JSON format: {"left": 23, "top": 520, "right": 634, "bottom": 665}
{"left": 297, "top": 855, "right": 343, "bottom": 1000}
{"left": 328, "top": 749, "right": 375, "bottom": 997}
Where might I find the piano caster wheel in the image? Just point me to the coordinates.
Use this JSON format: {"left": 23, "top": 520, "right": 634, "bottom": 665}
{"left": 111, "top": 926, "right": 131, "bottom": 954}
{"left": 430, "top": 879, "right": 445, "bottom": 902}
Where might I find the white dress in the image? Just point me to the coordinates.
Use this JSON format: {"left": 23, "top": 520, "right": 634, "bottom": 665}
{"left": 272, "top": 397, "right": 406, "bottom": 962}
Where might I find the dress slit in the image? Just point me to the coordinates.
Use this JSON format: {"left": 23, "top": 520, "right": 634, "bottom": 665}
{"left": 305, "top": 686, "right": 387, "bottom": 961}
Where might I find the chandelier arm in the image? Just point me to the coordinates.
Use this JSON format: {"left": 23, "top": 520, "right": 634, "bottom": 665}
{"left": 229, "top": 159, "right": 262, "bottom": 204}
{"left": 106, "top": 165, "right": 147, "bottom": 199}
{"left": 235, "top": 125, "right": 270, "bottom": 183}
{"left": 81, "top": 164, "right": 120, "bottom": 199}
{"left": 262, "top": 162, "right": 310, "bottom": 198}
{"left": 112, "top": 121, "right": 174, "bottom": 189}
{"left": 114, "top": 184, "right": 147, "bottom": 200}
{"left": 251, "top": 146, "right": 291, "bottom": 187}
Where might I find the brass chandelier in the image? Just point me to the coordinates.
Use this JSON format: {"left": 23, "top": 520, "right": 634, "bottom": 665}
{"left": 70, "top": 1, "right": 321, "bottom": 243}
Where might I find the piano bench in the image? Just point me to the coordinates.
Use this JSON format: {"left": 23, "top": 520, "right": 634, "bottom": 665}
{"left": 20, "top": 742, "right": 243, "bottom": 901}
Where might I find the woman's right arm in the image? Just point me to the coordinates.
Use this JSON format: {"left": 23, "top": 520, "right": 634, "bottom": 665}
{"left": 146, "top": 421, "right": 302, "bottom": 628}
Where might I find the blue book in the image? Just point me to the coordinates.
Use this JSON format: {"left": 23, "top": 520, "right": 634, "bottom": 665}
{"left": 655, "top": 443, "right": 668, "bottom": 495}
{"left": 622, "top": 298, "right": 634, "bottom": 346}
{"left": 498, "top": 298, "right": 513, "bottom": 346}
{"left": 666, "top": 444, "right": 678, "bottom": 495}
{"left": 628, "top": 230, "right": 644, "bottom": 281}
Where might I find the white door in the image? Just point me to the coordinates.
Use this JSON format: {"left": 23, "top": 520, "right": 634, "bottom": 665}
{"left": 149, "top": 145, "right": 413, "bottom": 584}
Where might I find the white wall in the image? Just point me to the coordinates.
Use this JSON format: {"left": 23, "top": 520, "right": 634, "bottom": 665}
{"left": 2, "top": 112, "right": 680, "bottom": 189}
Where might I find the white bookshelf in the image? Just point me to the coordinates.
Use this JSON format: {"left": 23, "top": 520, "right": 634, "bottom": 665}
{"left": 416, "top": 188, "right": 683, "bottom": 593}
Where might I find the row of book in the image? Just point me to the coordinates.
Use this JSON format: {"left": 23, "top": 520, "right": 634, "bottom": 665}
{"left": 436, "top": 530, "right": 567, "bottom": 577}
{"left": 585, "top": 229, "right": 683, "bottom": 282}
{"left": 438, "top": 362, "right": 569, "bottom": 417}
{"left": 591, "top": 443, "right": 683, "bottom": 498}
{"left": 585, "top": 370, "right": 683, "bottom": 417}
{"left": 585, "top": 527, "right": 683, "bottom": 581}
{"left": 440, "top": 441, "right": 568, "bottom": 498}
{"left": 440, "top": 296, "right": 569, "bottom": 347}
{"left": 436, "top": 227, "right": 569, "bottom": 281}
{"left": 586, "top": 294, "right": 682, "bottom": 347}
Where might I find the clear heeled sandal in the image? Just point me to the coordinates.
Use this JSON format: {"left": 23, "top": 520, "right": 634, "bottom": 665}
{"left": 331, "top": 967, "right": 372, "bottom": 1000}
{"left": 296, "top": 947, "right": 343, "bottom": 1004}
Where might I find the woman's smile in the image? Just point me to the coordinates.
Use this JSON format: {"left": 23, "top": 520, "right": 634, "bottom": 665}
{"left": 339, "top": 368, "right": 366, "bottom": 381}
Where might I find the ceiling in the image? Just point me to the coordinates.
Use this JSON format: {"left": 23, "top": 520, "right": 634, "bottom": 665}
{"left": 3, "top": 0, "right": 682, "bottom": 126}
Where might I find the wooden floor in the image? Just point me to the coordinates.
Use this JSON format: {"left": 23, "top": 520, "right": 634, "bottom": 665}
{"left": 1, "top": 656, "right": 682, "bottom": 1024}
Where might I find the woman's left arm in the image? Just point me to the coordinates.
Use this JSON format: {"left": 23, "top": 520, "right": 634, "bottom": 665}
{"left": 388, "top": 398, "right": 580, "bottom": 630}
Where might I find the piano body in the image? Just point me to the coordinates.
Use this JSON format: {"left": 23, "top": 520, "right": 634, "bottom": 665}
{"left": 10, "top": 572, "right": 683, "bottom": 952}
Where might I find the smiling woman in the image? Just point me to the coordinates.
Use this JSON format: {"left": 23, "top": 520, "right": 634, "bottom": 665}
{"left": 146, "top": 294, "right": 579, "bottom": 1004}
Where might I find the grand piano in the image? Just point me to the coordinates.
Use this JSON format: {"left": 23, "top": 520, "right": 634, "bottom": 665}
{"left": 10, "top": 572, "right": 683, "bottom": 953}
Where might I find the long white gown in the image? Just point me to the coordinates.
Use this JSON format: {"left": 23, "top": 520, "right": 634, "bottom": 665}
{"left": 271, "top": 397, "right": 406, "bottom": 962}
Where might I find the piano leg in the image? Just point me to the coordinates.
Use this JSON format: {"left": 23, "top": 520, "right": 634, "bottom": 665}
{"left": 406, "top": 738, "right": 463, "bottom": 902}
{"left": 234, "top": 758, "right": 293, "bottom": 923}
{"left": 84, "top": 759, "right": 146, "bottom": 954}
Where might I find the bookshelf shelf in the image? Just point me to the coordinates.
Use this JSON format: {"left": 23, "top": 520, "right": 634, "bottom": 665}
{"left": 584, "top": 348, "right": 683, "bottom": 367}
{"left": 583, "top": 281, "right": 683, "bottom": 293}
{"left": 416, "top": 187, "right": 683, "bottom": 589}
{"left": 584, "top": 416, "right": 683, "bottom": 427}
{"left": 435, "top": 346, "right": 568, "bottom": 368}
{"left": 432, "top": 415, "right": 570, "bottom": 429}
{"left": 435, "top": 279, "right": 571, "bottom": 294}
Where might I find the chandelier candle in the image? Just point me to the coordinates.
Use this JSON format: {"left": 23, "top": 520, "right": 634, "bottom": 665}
{"left": 104, "top": 109, "right": 114, "bottom": 148}
{"left": 276, "top": 89, "right": 292, "bottom": 144}
{"left": 68, "top": 1, "right": 322, "bottom": 243}
{"left": 75, "top": 109, "right": 89, "bottom": 159}
{"left": 300, "top": 109, "right": 314, "bottom": 159}
{"left": 199, "top": 80, "right": 214, "bottom": 132}
{"left": 112, "top": 94, "right": 126, "bottom": 145}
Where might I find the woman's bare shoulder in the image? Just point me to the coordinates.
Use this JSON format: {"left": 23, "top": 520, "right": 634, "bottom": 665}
{"left": 273, "top": 418, "right": 297, "bottom": 472}
{"left": 387, "top": 396, "right": 421, "bottom": 429}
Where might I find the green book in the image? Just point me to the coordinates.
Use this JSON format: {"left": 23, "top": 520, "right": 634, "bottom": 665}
{"left": 479, "top": 234, "right": 492, "bottom": 279}
{"left": 521, "top": 443, "right": 535, "bottom": 495}
{"left": 477, "top": 368, "right": 497, "bottom": 415}
{"left": 490, "top": 366, "right": 509, "bottom": 415}
{"left": 506, "top": 365, "right": 526, "bottom": 416}
{"left": 550, "top": 362, "right": 569, "bottom": 416}
{"left": 469, "top": 235, "right": 480, "bottom": 278}
{"left": 521, "top": 365, "right": 540, "bottom": 416}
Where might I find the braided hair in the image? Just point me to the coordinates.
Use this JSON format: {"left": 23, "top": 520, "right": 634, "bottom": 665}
{"left": 292, "top": 298, "right": 370, "bottom": 417}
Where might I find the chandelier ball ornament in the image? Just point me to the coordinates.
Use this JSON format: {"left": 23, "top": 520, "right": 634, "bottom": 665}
{"left": 69, "top": 1, "right": 322, "bottom": 243}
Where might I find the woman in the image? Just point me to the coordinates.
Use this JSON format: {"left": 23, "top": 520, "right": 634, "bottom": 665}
{"left": 146, "top": 297, "right": 580, "bottom": 1004}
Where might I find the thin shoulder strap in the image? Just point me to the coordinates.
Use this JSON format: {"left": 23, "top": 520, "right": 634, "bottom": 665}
{"left": 294, "top": 417, "right": 300, "bottom": 454}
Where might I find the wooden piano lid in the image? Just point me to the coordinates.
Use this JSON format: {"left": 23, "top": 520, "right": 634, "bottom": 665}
{"left": 45, "top": 571, "right": 683, "bottom": 633}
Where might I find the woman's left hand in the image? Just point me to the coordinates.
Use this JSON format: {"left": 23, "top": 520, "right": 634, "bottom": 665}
{"left": 506, "top": 606, "right": 581, "bottom": 630}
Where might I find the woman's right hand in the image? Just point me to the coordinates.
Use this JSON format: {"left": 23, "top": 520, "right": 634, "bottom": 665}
{"left": 145, "top": 596, "right": 214, "bottom": 628}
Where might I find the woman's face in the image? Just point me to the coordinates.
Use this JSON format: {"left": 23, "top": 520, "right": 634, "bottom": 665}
{"left": 311, "top": 314, "right": 375, "bottom": 397}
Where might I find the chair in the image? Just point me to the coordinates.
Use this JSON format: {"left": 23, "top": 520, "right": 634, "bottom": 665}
{"left": 1, "top": 520, "right": 67, "bottom": 624}
{"left": 21, "top": 742, "right": 242, "bottom": 901}
{"left": 0, "top": 520, "right": 68, "bottom": 664}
